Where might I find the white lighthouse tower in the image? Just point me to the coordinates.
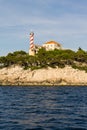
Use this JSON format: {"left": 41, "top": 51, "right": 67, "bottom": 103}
{"left": 29, "top": 32, "right": 35, "bottom": 56}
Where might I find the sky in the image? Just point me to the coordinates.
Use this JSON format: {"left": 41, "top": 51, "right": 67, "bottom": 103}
{"left": 0, "top": 0, "right": 87, "bottom": 56}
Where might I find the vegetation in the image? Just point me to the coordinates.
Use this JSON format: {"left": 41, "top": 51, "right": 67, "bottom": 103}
{"left": 0, "top": 48, "right": 87, "bottom": 72}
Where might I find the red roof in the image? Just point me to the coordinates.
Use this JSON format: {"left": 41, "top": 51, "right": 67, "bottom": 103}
{"left": 45, "top": 41, "right": 61, "bottom": 46}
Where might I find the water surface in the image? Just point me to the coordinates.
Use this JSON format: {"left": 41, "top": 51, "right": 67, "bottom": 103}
{"left": 0, "top": 86, "right": 87, "bottom": 130}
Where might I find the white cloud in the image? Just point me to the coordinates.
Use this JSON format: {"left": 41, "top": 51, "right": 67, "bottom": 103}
{"left": 0, "top": 0, "right": 87, "bottom": 55}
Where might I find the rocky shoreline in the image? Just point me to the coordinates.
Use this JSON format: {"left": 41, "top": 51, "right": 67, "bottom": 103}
{"left": 0, "top": 65, "right": 87, "bottom": 86}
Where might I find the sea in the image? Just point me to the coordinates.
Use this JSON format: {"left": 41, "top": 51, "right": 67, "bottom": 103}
{"left": 0, "top": 86, "right": 87, "bottom": 130}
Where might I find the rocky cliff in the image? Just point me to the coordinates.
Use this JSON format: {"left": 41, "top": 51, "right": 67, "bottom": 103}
{"left": 0, "top": 65, "right": 87, "bottom": 85}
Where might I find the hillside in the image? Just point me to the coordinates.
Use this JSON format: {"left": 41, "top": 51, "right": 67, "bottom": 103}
{"left": 0, "top": 48, "right": 87, "bottom": 85}
{"left": 0, "top": 65, "right": 87, "bottom": 85}
{"left": 0, "top": 48, "right": 87, "bottom": 71}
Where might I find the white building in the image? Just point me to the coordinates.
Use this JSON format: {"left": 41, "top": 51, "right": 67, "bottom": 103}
{"left": 29, "top": 32, "right": 62, "bottom": 56}
{"left": 43, "top": 41, "right": 62, "bottom": 51}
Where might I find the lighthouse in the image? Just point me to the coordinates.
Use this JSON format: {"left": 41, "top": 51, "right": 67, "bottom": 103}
{"left": 29, "top": 32, "right": 35, "bottom": 56}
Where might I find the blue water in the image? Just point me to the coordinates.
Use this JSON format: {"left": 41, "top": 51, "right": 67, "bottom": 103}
{"left": 0, "top": 86, "right": 87, "bottom": 130}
